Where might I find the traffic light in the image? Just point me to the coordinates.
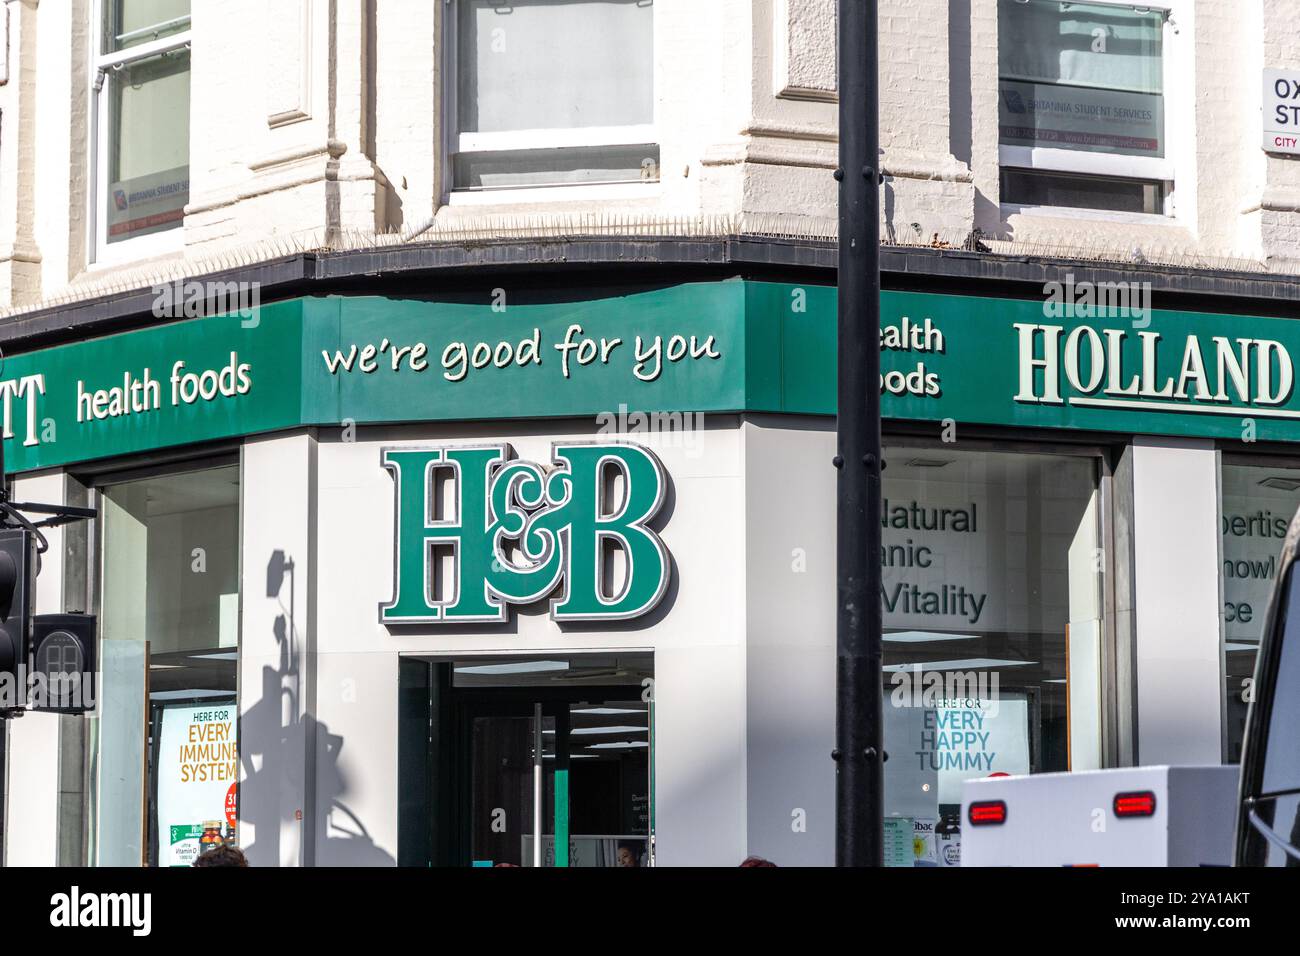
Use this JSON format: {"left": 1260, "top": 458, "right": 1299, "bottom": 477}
{"left": 29, "top": 614, "right": 96, "bottom": 714}
{"left": 0, "top": 528, "right": 36, "bottom": 714}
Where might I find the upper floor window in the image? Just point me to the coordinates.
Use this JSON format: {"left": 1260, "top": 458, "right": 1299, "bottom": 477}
{"left": 447, "top": 0, "right": 658, "bottom": 197}
{"left": 93, "top": 0, "right": 191, "bottom": 260}
{"left": 998, "top": 0, "right": 1172, "bottom": 216}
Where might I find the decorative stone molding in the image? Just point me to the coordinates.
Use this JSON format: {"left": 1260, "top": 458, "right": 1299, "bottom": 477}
{"left": 187, "top": 141, "right": 348, "bottom": 216}
{"left": 266, "top": 0, "right": 313, "bottom": 127}
{"left": 773, "top": 0, "right": 837, "bottom": 102}
{"left": 0, "top": 5, "right": 10, "bottom": 86}
{"left": 1247, "top": 189, "right": 1300, "bottom": 216}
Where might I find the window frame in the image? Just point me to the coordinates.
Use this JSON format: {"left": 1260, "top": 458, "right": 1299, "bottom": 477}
{"left": 997, "top": 0, "right": 1187, "bottom": 219}
{"left": 87, "top": 0, "right": 192, "bottom": 266}
{"left": 440, "top": 0, "right": 660, "bottom": 204}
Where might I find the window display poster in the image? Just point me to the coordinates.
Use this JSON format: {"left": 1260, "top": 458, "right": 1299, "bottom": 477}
{"left": 883, "top": 817, "right": 915, "bottom": 868}
{"left": 933, "top": 697, "right": 1029, "bottom": 804}
{"left": 156, "top": 703, "right": 238, "bottom": 867}
{"left": 886, "top": 697, "right": 1032, "bottom": 808}
{"left": 998, "top": 80, "right": 1163, "bottom": 158}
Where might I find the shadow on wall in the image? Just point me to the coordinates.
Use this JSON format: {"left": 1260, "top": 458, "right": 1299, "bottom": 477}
{"left": 947, "top": 0, "right": 1000, "bottom": 236}
{"left": 239, "top": 549, "right": 395, "bottom": 867}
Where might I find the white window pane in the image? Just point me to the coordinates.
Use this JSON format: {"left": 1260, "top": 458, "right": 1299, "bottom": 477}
{"left": 455, "top": 143, "right": 659, "bottom": 189}
{"left": 457, "top": 0, "right": 654, "bottom": 134}
{"left": 999, "top": 0, "right": 1163, "bottom": 94}
{"left": 105, "top": 0, "right": 191, "bottom": 52}
{"left": 107, "top": 48, "right": 189, "bottom": 243}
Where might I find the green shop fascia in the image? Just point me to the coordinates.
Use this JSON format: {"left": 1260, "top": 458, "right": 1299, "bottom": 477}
{"left": 4, "top": 275, "right": 1297, "bottom": 868}
{"left": 2, "top": 278, "right": 1299, "bottom": 472}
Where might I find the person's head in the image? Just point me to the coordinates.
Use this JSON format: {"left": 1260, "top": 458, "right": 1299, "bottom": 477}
{"left": 193, "top": 845, "right": 248, "bottom": 868}
{"left": 616, "top": 843, "right": 641, "bottom": 867}
{"left": 739, "top": 856, "right": 777, "bottom": 867}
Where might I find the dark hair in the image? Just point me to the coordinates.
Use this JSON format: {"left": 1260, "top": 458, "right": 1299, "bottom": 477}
{"left": 739, "top": 856, "right": 777, "bottom": 867}
{"left": 193, "top": 845, "right": 249, "bottom": 868}
{"left": 617, "top": 842, "right": 642, "bottom": 865}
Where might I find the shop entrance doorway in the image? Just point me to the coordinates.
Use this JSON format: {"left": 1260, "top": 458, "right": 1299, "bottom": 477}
{"left": 399, "top": 654, "right": 653, "bottom": 867}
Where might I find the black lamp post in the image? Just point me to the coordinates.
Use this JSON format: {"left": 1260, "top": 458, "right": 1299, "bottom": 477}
{"left": 834, "top": 0, "right": 884, "bottom": 867}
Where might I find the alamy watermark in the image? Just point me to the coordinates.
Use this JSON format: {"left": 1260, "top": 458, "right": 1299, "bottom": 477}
{"left": 889, "top": 664, "right": 1002, "bottom": 718}
{"left": 0, "top": 664, "right": 96, "bottom": 712}
{"left": 1043, "top": 273, "right": 1151, "bottom": 327}
{"left": 152, "top": 278, "right": 261, "bottom": 328}
{"left": 596, "top": 403, "right": 705, "bottom": 458}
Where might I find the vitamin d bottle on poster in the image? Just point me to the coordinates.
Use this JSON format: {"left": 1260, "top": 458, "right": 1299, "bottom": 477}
{"left": 937, "top": 812, "right": 962, "bottom": 867}
{"left": 200, "top": 821, "right": 223, "bottom": 854}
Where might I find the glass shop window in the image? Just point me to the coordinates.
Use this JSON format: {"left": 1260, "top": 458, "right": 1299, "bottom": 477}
{"left": 881, "top": 444, "right": 1103, "bottom": 867}
{"left": 1219, "top": 460, "right": 1300, "bottom": 764}
{"left": 92, "top": 463, "right": 240, "bottom": 867}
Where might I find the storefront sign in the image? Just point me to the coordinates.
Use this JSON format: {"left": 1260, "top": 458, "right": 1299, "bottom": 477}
{"left": 1263, "top": 68, "right": 1300, "bottom": 155}
{"left": 999, "top": 79, "right": 1163, "bottom": 157}
{"left": 865, "top": 288, "right": 1300, "bottom": 444}
{"left": 8, "top": 280, "right": 1300, "bottom": 475}
{"left": 1013, "top": 324, "right": 1293, "bottom": 417}
{"left": 108, "top": 165, "right": 190, "bottom": 242}
{"left": 155, "top": 703, "right": 238, "bottom": 867}
{"left": 380, "top": 442, "right": 669, "bottom": 623}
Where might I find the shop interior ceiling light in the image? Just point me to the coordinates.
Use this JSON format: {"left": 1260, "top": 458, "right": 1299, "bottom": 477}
{"left": 882, "top": 658, "right": 1036, "bottom": 672}
{"left": 883, "top": 630, "right": 979, "bottom": 644}
{"left": 1259, "top": 476, "right": 1300, "bottom": 491}
{"left": 569, "top": 726, "right": 647, "bottom": 736}
{"left": 904, "top": 458, "right": 953, "bottom": 468}
{"left": 149, "top": 689, "right": 230, "bottom": 701}
{"left": 455, "top": 660, "right": 570, "bottom": 676}
{"left": 549, "top": 668, "right": 626, "bottom": 682}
